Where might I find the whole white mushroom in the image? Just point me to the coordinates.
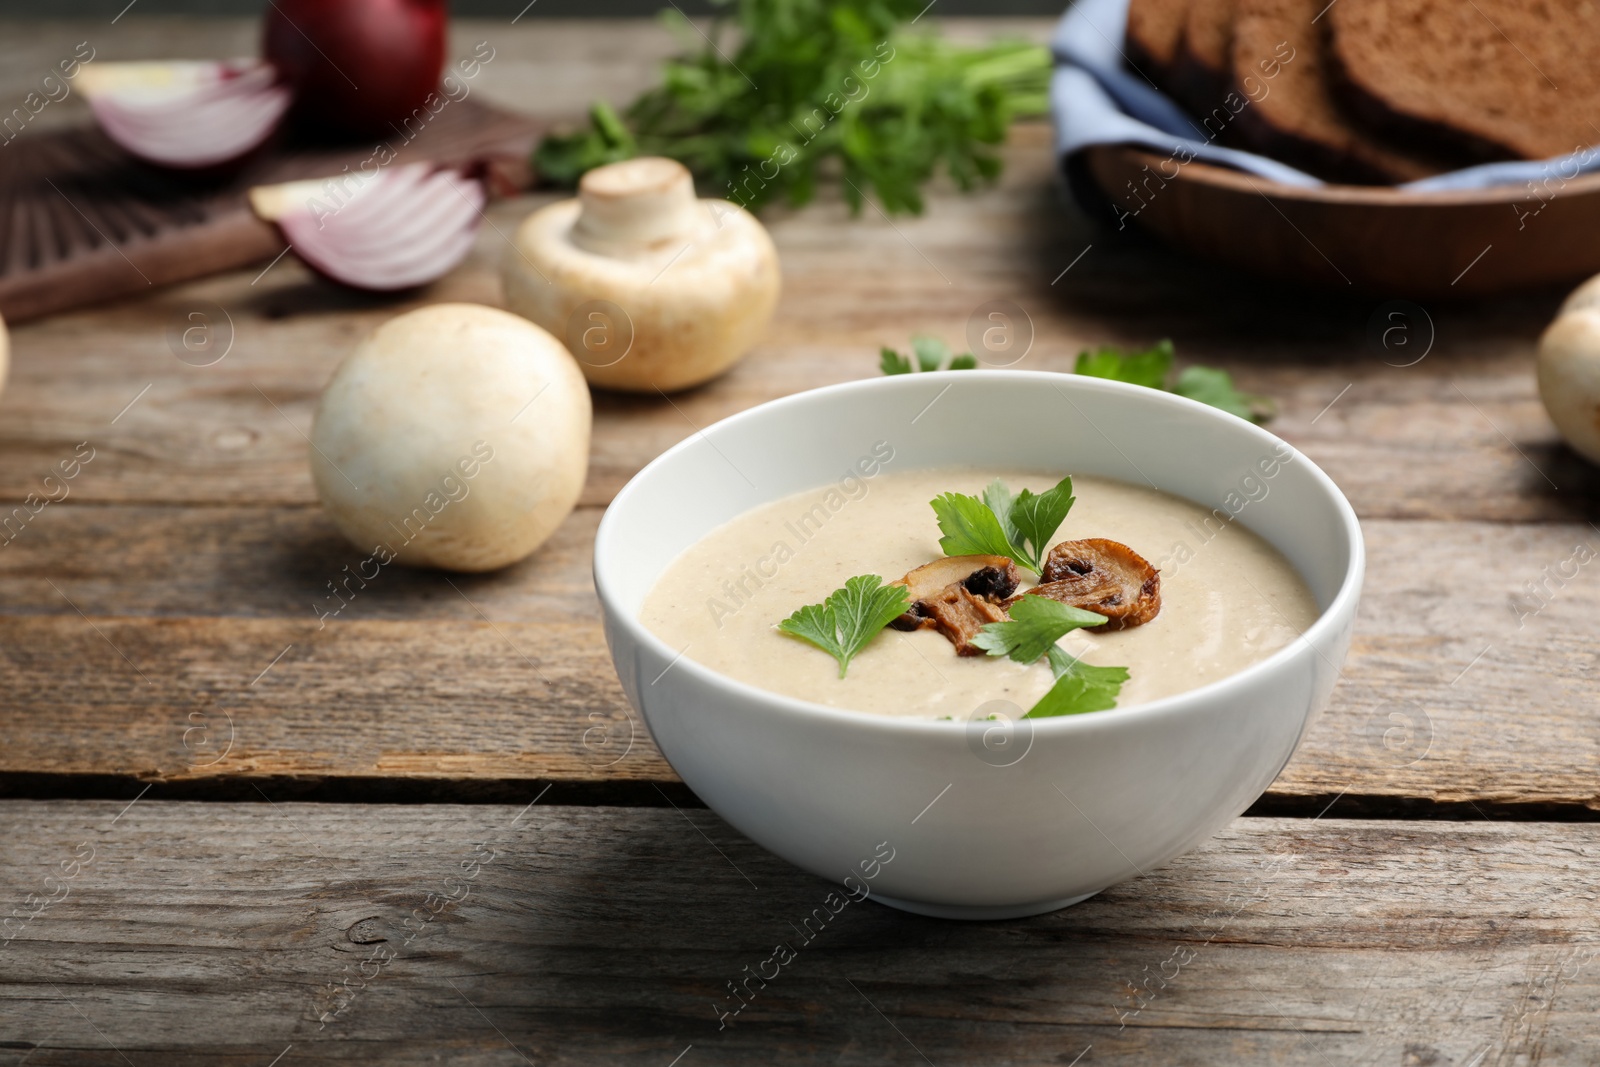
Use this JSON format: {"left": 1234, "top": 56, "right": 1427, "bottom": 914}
{"left": 310, "top": 303, "right": 591, "bottom": 572}
{"left": 1537, "top": 303, "right": 1600, "bottom": 467}
{"left": 503, "top": 156, "right": 779, "bottom": 393}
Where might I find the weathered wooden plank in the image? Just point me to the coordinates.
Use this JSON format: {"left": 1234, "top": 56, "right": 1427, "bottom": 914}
{"left": 0, "top": 126, "right": 1591, "bottom": 521}
{"left": 0, "top": 503, "right": 603, "bottom": 621}
{"left": 2, "top": 511, "right": 1597, "bottom": 812}
{"left": 0, "top": 803, "right": 1596, "bottom": 1066}
{"left": 0, "top": 614, "right": 657, "bottom": 796}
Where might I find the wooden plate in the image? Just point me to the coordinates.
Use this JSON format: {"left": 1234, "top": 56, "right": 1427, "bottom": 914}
{"left": 1083, "top": 144, "right": 1600, "bottom": 297}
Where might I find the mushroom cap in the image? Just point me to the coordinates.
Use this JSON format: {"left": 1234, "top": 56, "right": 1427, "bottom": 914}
{"left": 1537, "top": 307, "right": 1600, "bottom": 468}
{"left": 1559, "top": 272, "right": 1600, "bottom": 318}
{"left": 503, "top": 157, "right": 780, "bottom": 393}
{"left": 1028, "top": 538, "right": 1161, "bottom": 630}
{"left": 309, "top": 303, "right": 591, "bottom": 572}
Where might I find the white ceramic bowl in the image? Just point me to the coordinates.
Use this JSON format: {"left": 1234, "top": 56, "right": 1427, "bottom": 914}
{"left": 594, "top": 371, "right": 1363, "bottom": 919}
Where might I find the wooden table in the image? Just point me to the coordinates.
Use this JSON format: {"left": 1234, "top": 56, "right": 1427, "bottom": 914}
{"left": 4, "top": 17, "right": 1599, "bottom": 1067}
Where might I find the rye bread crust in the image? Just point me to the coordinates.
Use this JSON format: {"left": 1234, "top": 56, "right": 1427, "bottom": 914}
{"left": 1229, "top": 0, "right": 1450, "bottom": 183}
{"left": 1125, "top": 0, "right": 1191, "bottom": 90}
{"left": 1327, "top": 0, "right": 1600, "bottom": 162}
{"left": 1170, "top": 0, "right": 1236, "bottom": 117}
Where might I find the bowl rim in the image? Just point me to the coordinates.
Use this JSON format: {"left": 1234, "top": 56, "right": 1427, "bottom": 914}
{"left": 593, "top": 370, "right": 1365, "bottom": 736}
{"left": 1091, "top": 143, "right": 1600, "bottom": 208}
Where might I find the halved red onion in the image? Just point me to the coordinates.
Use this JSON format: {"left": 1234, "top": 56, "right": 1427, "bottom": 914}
{"left": 249, "top": 163, "right": 487, "bottom": 291}
{"left": 78, "top": 60, "right": 290, "bottom": 170}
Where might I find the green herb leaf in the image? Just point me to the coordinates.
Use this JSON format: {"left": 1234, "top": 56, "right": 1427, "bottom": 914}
{"left": 1173, "top": 365, "right": 1275, "bottom": 424}
{"left": 880, "top": 347, "right": 913, "bottom": 376}
{"left": 1027, "top": 651, "right": 1130, "bottom": 717}
{"left": 1008, "top": 477, "right": 1075, "bottom": 570}
{"left": 775, "top": 602, "right": 842, "bottom": 665}
{"left": 777, "top": 574, "right": 910, "bottom": 678}
{"left": 1073, "top": 340, "right": 1175, "bottom": 389}
{"left": 970, "top": 594, "right": 1107, "bottom": 663}
{"left": 930, "top": 490, "right": 1029, "bottom": 565}
{"left": 948, "top": 353, "right": 978, "bottom": 370}
{"left": 912, "top": 336, "right": 950, "bottom": 373}
{"left": 982, "top": 479, "right": 1020, "bottom": 548}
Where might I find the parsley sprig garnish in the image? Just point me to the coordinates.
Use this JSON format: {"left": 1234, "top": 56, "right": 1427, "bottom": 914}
{"left": 777, "top": 574, "right": 911, "bottom": 678}
{"left": 973, "top": 595, "right": 1130, "bottom": 717}
{"left": 930, "top": 476, "right": 1075, "bottom": 574}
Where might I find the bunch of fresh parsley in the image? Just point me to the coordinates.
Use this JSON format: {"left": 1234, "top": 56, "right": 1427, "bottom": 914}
{"left": 879, "top": 336, "right": 1274, "bottom": 423}
{"left": 533, "top": 0, "right": 1051, "bottom": 215}
{"left": 973, "top": 595, "right": 1130, "bottom": 717}
{"left": 777, "top": 574, "right": 910, "bottom": 677}
{"left": 931, "top": 475, "right": 1075, "bottom": 575}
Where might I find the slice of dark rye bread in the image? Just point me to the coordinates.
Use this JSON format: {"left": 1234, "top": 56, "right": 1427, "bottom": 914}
{"left": 1125, "top": 0, "right": 1191, "bottom": 90}
{"left": 1171, "top": 0, "right": 1236, "bottom": 116}
{"left": 1228, "top": 0, "right": 1458, "bottom": 183}
{"left": 1329, "top": 0, "right": 1600, "bottom": 161}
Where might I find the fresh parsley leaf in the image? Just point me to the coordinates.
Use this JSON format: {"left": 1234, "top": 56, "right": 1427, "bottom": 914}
{"left": 912, "top": 336, "right": 950, "bottom": 373}
{"left": 930, "top": 490, "right": 1028, "bottom": 564}
{"left": 948, "top": 353, "right": 978, "bottom": 370}
{"left": 880, "top": 346, "right": 913, "bottom": 375}
{"left": 777, "top": 574, "right": 910, "bottom": 678}
{"left": 970, "top": 594, "right": 1107, "bottom": 662}
{"left": 1027, "top": 652, "right": 1130, "bottom": 717}
{"left": 1173, "top": 365, "right": 1275, "bottom": 424}
{"left": 1008, "top": 477, "right": 1075, "bottom": 569}
{"left": 982, "top": 479, "right": 1020, "bottom": 548}
{"left": 1073, "top": 340, "right": 1175, "bottom": 389}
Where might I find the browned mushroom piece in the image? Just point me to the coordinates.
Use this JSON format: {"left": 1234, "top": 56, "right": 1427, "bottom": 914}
{"left": 888, "top": 554, "right": 1020, "bottom": 654}
{"left": 1020, "top": 538, "right": 1161, "bottom": 630}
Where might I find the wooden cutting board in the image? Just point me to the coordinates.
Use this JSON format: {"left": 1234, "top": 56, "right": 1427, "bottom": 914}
{"left": 0, "top": 98, "right": 544, "bottom": 323}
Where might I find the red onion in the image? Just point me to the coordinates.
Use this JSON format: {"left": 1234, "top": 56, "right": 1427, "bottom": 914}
{"left": 263, "top": 0, "right": 447, "bottom": 139}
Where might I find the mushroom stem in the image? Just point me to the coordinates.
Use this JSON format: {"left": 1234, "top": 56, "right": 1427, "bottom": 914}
{"left": 571, "top": 156, "right": 704, "bottom": 254}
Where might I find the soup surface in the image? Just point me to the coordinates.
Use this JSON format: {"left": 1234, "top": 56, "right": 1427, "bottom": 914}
{"left": 639, "top": 468, "right": 1319, "bottom": 718}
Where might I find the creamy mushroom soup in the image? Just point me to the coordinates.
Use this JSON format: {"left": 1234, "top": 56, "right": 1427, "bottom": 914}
{"left": 639, "top": 467, "right": 1319, "bottom": 718}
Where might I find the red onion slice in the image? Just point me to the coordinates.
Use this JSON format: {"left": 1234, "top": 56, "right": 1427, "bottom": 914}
{"left": 250, "top": 163, "right": 487, "bottom": 292}
{"left": 79, "top": 59, "right": 290, "bottom": 170}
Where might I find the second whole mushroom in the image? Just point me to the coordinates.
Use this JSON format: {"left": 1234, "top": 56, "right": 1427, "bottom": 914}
{"left": 503, "top": 156, "right": 780, "bottom": 393}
